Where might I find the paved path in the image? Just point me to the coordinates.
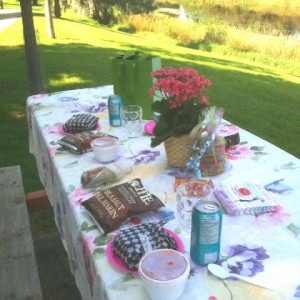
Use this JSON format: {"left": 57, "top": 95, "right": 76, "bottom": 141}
{"left": 0, "top": 9, "right": 21, "bottom": 32}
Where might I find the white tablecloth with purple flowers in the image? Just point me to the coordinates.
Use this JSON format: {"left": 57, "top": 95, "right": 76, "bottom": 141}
{"left": 27, "top": 85, "right": 300, "bottom": 300}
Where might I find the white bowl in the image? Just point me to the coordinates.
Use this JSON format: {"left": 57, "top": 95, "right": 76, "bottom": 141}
{"left": 91, "top": 136, "right": 119, "bottom": 163}
{"left": 138, "top": 249, "right": 190, "bottom": 300}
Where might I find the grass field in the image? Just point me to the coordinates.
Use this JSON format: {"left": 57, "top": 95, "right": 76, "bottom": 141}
{"left": 0, "top": 2, "right": 299, "bottom": 193}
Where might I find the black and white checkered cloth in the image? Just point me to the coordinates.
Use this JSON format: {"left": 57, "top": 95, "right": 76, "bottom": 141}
{"left": 64, "top": 114, "right": 99, "bottom": 133}
{"left": 112, "top": 222, "right": 177, "bottom": 270}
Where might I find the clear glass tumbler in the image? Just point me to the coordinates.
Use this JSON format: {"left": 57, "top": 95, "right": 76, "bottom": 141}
{"left": 121, "top": 105, "right": 143, "bottom": 138}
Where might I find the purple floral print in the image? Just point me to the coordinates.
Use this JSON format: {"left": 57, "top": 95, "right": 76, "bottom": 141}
{"left": 218, "top": 244, "right": 269, "bottom": 277}
{"left": 156, "top": 209, "right": 175, "bottom": 221}
{"left": 133, "top": 150, "right": 160, "bottom": 165}
{"left": 58, "top": 96, "right": 79, "bottom": 102}
{"left": 166, "top": 167, "right": 192, "bottom": 178}
{"left": 264, "top": 178, "right": 292, "bottom": 194}
{"left": 85, "top": 102, "right": 108, "bottom": 113}
{"left": 294, "top": 285, "right": 300, "bottom": 298}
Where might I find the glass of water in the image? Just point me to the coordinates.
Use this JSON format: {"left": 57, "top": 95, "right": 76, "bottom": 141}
{"left": 121, "top": 105, "right": 143, "bottom": 138}
{"left": 176, "top": 181, "right": 212, "bottom": 235}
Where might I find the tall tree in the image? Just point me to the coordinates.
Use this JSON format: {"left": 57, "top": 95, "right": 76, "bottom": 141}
{"left": 45, "top": 0, "right": 55, "bottom": 38}
{"left": 54, "top": 0, "right": 61, "bottom": 18}
{"left": 20, "top": 0, "right": 44, "bottom": 95}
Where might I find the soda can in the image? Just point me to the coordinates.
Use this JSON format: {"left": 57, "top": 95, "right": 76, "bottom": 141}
{"left": 190, "top": 200, "right": 222, "bottom": 265}
{"left": 108, "top": 95, "right": 123, "bottom": 127}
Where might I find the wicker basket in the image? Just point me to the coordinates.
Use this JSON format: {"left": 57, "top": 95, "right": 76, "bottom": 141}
{"left": 164, "top": 135, "right": 194, "bottom": 168}
{"left": 164, "top": 133, "right": 227, "bottom": 176}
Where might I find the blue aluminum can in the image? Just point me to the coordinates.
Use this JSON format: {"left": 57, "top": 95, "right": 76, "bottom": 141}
{"left": 108, "top": 95, "right": 123, "bottom": 127}
{"left": 190, "top": 200, "right": 222, "bottom": 265}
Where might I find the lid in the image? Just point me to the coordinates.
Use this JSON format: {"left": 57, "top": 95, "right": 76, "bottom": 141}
{"left": 91, "top": 137, "right": 118, "bottom": 148}
{"left": 195, "top": 200, "right": 221, "bottom": 213}
{"left": 140, "top": 249, "right": 188, "bottom": 281}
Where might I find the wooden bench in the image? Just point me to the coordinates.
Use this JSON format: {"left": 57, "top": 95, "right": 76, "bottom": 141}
{"left": 0, "top": 166, "right": 43, "bottom": 299}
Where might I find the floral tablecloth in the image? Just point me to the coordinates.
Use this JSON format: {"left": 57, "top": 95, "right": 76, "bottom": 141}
{"left": 27, "top": 85, "right": 300, "bottom": 300}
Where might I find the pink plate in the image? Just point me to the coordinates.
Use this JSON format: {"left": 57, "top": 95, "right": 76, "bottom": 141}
{"left": 106, "top": 228, "right": 184, "bottom": 274}
{"left": 58, "top": 123, "right": 101, "bottom": 135}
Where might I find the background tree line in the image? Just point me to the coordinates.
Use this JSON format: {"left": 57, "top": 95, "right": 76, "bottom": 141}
{"left": 38, "top": 0, "right": 157, "bottom": 25}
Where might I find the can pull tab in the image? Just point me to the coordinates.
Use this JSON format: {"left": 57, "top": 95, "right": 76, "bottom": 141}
{"left": 203, "top": 204, "right": 217, "bottom": 211}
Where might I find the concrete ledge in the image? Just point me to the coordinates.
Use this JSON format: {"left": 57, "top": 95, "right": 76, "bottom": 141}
{"left": 25, "top": 190, "right": 51, "bottom": 211}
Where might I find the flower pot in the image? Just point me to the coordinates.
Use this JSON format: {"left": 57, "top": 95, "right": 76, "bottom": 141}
{"left": 164, "top": 135, "right": 194, "bottom": 168}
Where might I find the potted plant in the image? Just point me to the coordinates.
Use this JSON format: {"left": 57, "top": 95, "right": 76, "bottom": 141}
{"left": 149, "top": 67, "right": 212, "bottom": 167}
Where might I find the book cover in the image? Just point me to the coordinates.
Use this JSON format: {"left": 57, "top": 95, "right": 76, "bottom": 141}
{"left": 214, "top": 180, "right": 279, "bottom": 215}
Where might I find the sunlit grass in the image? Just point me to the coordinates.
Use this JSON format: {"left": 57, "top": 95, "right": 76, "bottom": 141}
{"left": 49, "top": 74, "right": 86, "bottom": 87}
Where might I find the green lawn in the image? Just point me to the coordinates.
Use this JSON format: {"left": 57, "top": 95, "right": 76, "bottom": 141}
{"left": 0, "top": 4, "right": 299, "bottom": 193}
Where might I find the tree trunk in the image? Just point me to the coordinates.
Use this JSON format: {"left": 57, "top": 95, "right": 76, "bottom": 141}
{"left": 54, "top": 0, "right": 61, "bottom": 18}
{"left": 32, "top": 0, "right": 38, "bottom": 6}
{"left": 45, "top": 0, "right": 55, "bottom": 38}
{"left": 20, "top": 0, "right": 44, "bottom": 95}
{"left": 0, "top": 0, "right": 3, "bottom": 9}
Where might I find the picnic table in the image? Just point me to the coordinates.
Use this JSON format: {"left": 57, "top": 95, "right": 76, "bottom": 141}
{"left": 26, "top": 85, "right": 300, "bottom": 300}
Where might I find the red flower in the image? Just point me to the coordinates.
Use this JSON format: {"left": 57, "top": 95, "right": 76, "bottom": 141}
{"left": 150, "top": 67, "right": 211, "bottom": 110}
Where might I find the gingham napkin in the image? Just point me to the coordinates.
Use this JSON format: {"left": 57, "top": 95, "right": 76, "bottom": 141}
{"left": 64, "top": 113, "right": 99, "bottom": 133}
{"left": 112, "top": 222, "right": 177, "bottom": 270}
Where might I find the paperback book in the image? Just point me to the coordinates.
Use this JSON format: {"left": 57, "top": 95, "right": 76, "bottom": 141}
{"left": 214, "top": 180, "right": 279, "bottom": 215}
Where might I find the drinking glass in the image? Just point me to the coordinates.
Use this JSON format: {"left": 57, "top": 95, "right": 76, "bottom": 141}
{"left": 176, "top": 181, "right": 212, "bottom": 235}
{"left": 121, "top": 105, "right": 143, "bottom": 138}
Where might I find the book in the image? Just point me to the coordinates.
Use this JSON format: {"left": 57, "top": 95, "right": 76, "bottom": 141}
{"left": 214, "top": 180, "right": 279, "bottom": 215}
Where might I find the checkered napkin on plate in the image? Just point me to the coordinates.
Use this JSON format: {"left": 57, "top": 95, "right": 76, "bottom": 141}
{"left": 112, "top": 222, "right": 177, "bottom": 270}
{"left": 64, "top": 113, "right": 99, "bottom": 133}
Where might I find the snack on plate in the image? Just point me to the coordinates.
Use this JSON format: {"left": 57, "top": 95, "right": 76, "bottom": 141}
{"left": 174, "top": 177, "right": 214, "bottom": 191}
{"left": 81, "top": 179, "right": 165, "bottom": 233}
{"left": 64, "top": 113, "right": 99, "bottom": 133}
{"left": 112, "top": 222, "right": 177, "bottom": 270}
{"left": 58, "top": 132, "right": 118, "bottom": 154}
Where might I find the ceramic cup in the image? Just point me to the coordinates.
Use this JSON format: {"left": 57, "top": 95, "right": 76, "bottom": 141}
{"left": 120, "top": 105, "right": 143, "bottom": 138}
{"left": 138, "top": 249, "right": 190, "bottom": 300}
{"left": 91, "top": 136, "right": 119, "bottom": 163}
{"left": 176, "top": 181, "right": 212, "bottom": 235}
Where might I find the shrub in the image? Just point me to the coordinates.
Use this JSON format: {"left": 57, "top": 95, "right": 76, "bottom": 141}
{"left": 123, "top": 9, "right": 300, "bottom": 68}
{"left": 227, "top": 27, "right": 300, "bottom": 60}
{"left": 126, "top": 14, "right": 206, "bottom": 45}
{"left": 204, "top": 22, "right": 228, "bottom": 44}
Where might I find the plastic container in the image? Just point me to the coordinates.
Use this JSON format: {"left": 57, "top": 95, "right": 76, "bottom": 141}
{"left": 138, "top": 249, "right": 190, "bottom": 300}
{"left": 91, "top": 136, "right": 119, "bottom": 163}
